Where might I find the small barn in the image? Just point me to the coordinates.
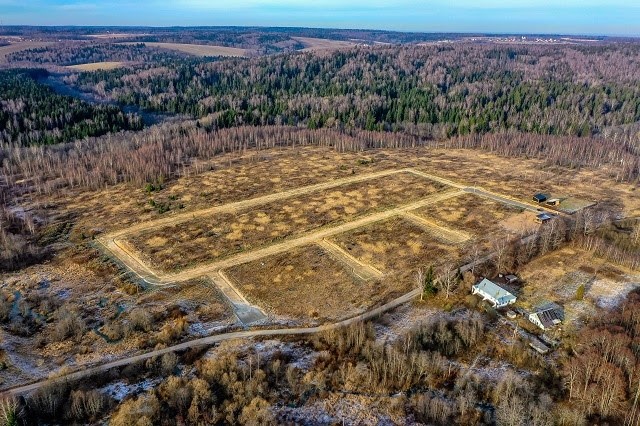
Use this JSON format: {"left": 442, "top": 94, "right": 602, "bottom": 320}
{"left": 546, "top": 198, "right": 561, "bottom": 206}
{"left": 472, "top": 278, "right": 517, "bottom": 308}
{"left": 528, "top": 303, "right": 564, "bottom": 331}
{"left": 535, "top": 213, "right": 553, "bottom": 224}
{"left": 533, "top": 193, "right": 548, "bottom": 203}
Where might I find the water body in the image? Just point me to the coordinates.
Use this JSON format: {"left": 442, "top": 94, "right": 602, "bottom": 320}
{"left": 38, "top": 74, "right": 174, "bottom": 127}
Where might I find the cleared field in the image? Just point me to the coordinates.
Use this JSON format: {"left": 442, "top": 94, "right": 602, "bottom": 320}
{"left": 0, "top": 42, "right": 55, "bottom": 62}
{"left": 125, "top": 172, "right": 446, "bottom": 272}
{"left": 518, "top": 247, "right": 640, "bottom": 330}
{"left": 331, "top": 217, "right": 460, "bottom": 278}
{"left": 293, "top": 37, "right": 357, "bottom": 51}
{"left": 137, "top": 278, "right": 231, "bottom": 325}
{"left": 88, "top": 33, "right": 150, "bottom": 39}
{"left": 135, "top": 42, "right": 248, "bottom": 57}
{"left": 413, "top": 192, "right": 527, "bottom": 252}
{"left": 555, "top": 197, "right": 596, "bottom": 214}
{"left": 223, "top": 245, "right": 402, "bottom": 321}
{"left": 66, "top": 148, "right": 389, "bottom": 231}
{"left": 66, "top": 61, "right": 127, "bottom": 71}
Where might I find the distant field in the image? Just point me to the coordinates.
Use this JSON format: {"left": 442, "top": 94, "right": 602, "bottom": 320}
{"left": 0, "top": 42, "right": 55, "bottom": 63}
{"left": 135, "top": 42, "right": 248, "bottom": 57}
{"left": 88, "top": 33, "right": 150, "bottom": 39}
{"left": 292, "top": 37, "right": 357, "bottom": 51}
{"left": 67, "top": 61, "right": 127, "bottom": 71}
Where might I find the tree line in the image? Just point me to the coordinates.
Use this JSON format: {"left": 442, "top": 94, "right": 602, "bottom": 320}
{"left": 0, "top": 69, "right": 143, "bottom": 146}
{"left": 6, "top": 42, "right": 187, "bottom": 66}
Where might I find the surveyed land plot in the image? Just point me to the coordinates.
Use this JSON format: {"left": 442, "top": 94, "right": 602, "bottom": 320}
{"left": 331, "top": 216, "right": 462, "bottom": 280}
{"left": 124, "top": 172, "right": 447, "bottom": 273}
{"left": 223, "top": 244, "right": 396, "bottom": 321}
{"left": 413, "top": 192, "right": 528, "bottom": 248}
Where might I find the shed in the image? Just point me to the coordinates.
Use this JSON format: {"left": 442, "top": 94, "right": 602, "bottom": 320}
{"left": 533, "top": 193, "right": 548, "bottom": 203}
{"left": 505, "top": 274, "right": 519, "bottom": 285}
{"left": 529, "top": 338, "right": 551, "bottom": 355}
{"left": 535, "top": 213, "right": 553, "bottom": 224}
{"left": 546, "top": 198, "right": 561, "bottom": 206}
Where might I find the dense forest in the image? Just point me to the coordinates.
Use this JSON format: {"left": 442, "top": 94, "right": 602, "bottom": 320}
{"left": 6, "top": 43, "right": 186, "bottom": 66}
{"left": 0, "top": 69, "right": 143, "bottom": 146}
{"left": 70, "top": 44, "right": 640, "bottom": 138}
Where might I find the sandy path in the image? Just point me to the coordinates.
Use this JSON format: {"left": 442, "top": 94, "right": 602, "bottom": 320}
{"left": 317, "top": 239, "right": 383, "bottom": 281}
{"left": 401, "top": 212, "right": 472, "bottom": 244}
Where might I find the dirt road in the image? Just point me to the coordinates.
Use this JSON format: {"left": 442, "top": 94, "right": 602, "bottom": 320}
{"left": 401, "top": 212, "right": 472, "bottom": 244}
{"left": 1, "top": 229, "right": 530, "bottom": 398}
{"left": 166, "top": 189, "right": 465, "bottom": 282}
{"left": 0, "top": 287, "right": 421, "bottom": 398}
{"left": 102, "top": 168, "right": 408, "bottom": 240}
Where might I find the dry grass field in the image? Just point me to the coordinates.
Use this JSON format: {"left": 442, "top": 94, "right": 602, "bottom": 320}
{"left": 60, "top": 147, "right": 640, "bottom": 240}
{"left": 88, "top": 33, "right": 150, "bottom": 39}
{"left": 132, "top": 42, "right": 248, "bottom": 57}
{"left": 0, "top": 250, "right": 234, "bottom": 388}
{"left": 124, "top": 172, "right": 445, "bottom": 272}
{"left": 66, "top": 61, "right": 127, "bottom": 71}
{"left": 331, "top": 217, "right": 461, "bottom": 281}
{"left": 0, "top": 42, "right": 55, "bottom": 63}
{"left": 292, "top": 37, "right": 357, "bottom": 51}
{"left": 224, "top": 245, "right": 405, "bottom": 321}
{"left": 23, "top": 145, "right": 639, "bottom": 325}
{"left": 413, "top": 192, "right": 531, "bottom": 253}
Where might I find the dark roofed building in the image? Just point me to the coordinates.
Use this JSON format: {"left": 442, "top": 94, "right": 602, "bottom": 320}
{"left": 529, "top": 302, "right": 564, "bottom": 330}
{"left": 535, "top": 213, "right": 554, "bottom": 224}
{"left": 533, "top": 193, "right": 548, "bottom": 203}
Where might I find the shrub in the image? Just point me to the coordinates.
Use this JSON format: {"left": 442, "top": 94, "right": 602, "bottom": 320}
{"left": 575, "top": 284, "right": 585, "bottom": 301}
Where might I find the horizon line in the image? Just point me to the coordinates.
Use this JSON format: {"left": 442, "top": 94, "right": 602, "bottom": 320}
{"left": 0, "top": 25, "right": 638, "bottom": 39}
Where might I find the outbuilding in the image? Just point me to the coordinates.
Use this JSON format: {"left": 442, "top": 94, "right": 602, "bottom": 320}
{"left": 535, "top": 213, "right": 554, "bottom": 224}
{"left": 533, "top": 193, "right": 548, "bottom": 203}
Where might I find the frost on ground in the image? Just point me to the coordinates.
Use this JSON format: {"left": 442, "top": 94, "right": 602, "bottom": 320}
{"left": 203, "top": 339, "right": 322, "bottom": 372}
{"left": 588, "top": 276, "right": 640, "bottom": 309}
{"left": 275, "top": 392, "right": 404, "bottom": 425}
{"left": 187, "top": 321, "right": 233, "bottom": 337}
{"left": 0, "top": 331, "right": 51, "bottom": 387}
{"left": 100, "top": 378, "right": 161, "bottom": 402}
{"left": 374, "top": 303, "right": 436, "bottom": 344}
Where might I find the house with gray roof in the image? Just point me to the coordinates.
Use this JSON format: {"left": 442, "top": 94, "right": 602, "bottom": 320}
{"left": 528, "top": 302, "right": 564, "bottom": 330}
{"left": 472, "top": 278, "right": 517, "bottom": 308}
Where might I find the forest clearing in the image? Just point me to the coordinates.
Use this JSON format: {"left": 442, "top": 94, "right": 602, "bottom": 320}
{"left": 131, "top": 42, "right": 249, "bottom": 57}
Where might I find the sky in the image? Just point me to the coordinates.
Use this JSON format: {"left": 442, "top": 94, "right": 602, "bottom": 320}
{"left": 1, "top": 0, "right": 639, "bottom": 36}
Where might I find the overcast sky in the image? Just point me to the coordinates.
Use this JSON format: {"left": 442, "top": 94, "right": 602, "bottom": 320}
{"left": 1, "top": 0, "right": 639, "bottom": 36}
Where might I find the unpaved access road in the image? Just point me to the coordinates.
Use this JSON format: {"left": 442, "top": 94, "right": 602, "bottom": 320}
{"left": 1, "top": 235, "right": 517, "bottom": 398}
{"left": 98, "top": 189, "right": 464, "bottom": 285}
{"left": 0, "top": 287, "right": 421, "bottom": 398}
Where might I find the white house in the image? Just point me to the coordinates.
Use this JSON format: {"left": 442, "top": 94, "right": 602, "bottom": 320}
{"left": 472, "top": 278, "right": 517, "bottom": 308}
{"left": 528, "top": 303, "right": 564, "bottom": 330}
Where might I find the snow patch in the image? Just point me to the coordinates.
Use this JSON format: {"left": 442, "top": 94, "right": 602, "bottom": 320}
{"left": 100, "top": 378, "right": 161, "bottom": 402}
